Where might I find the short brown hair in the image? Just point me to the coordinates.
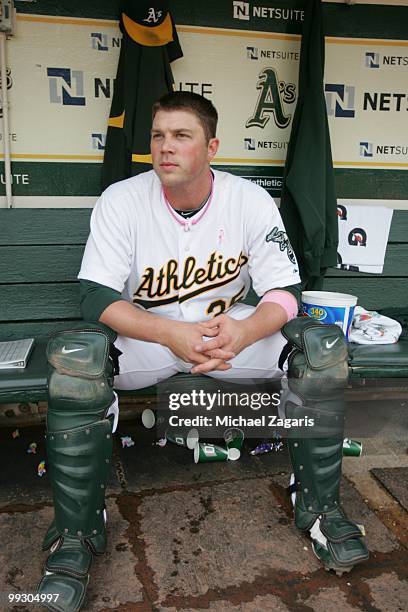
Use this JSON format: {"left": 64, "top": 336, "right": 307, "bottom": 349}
{"left": 152, "top": 91, "right": 218, "bottom": 143}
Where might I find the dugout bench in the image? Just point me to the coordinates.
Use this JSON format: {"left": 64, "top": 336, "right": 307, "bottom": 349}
{"left": 0, "top": 208, "right": 407, "bottom": 414}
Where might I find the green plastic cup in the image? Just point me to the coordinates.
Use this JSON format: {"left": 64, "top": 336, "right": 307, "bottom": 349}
{"left": 343, "top": 438, "right": 363, "bottom": 457}
{"left": 166, "top": 428, "right": 199, "bottom": 450}
{"left": 194, "top": 442, "right": 240, "bottom": 463}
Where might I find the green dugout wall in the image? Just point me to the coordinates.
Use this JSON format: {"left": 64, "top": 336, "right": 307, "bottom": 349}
{"left": 0, "top": 0, "right": 407, "bottom": 206}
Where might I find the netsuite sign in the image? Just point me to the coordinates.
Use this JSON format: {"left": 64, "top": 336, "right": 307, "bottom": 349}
{"left": 324, "top": 83, "right": 408, "bottom": 118}
{"left": 365, "top": 51, "right": 408, "bottom": 68}
{"left": 244, "top": 138, "right": 288, "bottom": 151}
{"left": 47, "top": 68, "right": 117, "bottom": 105}
{"left": 360, "top": 141, "right": 408, "bottom": 157}
{"left": 91, "top": 32, "right": 121, "bottom": 51}
{"left": 47, "top": 68, "right": 86, "bottom": 106}
{"left": 232, "top": 1, "right": 304, "bottom": 23}
{"left": 324, "top": 84, "right": 356, "bottom": 118}
{"left": 246, "top": 46, "right": 299, "bottom": 61}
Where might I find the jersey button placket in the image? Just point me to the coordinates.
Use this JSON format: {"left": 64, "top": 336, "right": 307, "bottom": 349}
{"left": 179, "top": 224, "right": 193, "bottom": 319}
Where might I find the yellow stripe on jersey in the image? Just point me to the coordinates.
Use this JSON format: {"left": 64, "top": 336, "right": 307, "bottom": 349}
{"left": 132, "top": 153, "right": 153, "bottom": 164}
{"left": 107, "top": 111, "right": 125, "bottom": 128}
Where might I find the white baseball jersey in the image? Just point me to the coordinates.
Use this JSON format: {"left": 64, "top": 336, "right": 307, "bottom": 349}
{"left": 78, "top": 169, "right": 300, "bottom": 322}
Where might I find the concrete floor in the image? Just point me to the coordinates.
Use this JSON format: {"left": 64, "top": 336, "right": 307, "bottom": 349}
{"left": 0, "top": 400, "right": 407, "bottom": 612}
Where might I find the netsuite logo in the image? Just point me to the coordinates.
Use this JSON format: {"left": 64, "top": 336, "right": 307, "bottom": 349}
{"left": 360, "top": 141, "right": 408, "bottom": 157}
{"left": 246, "top": 46, "right": 299, "bottom": 62}
{"left": 325, "top": 84, "right": 355, "bottom": 118}
{"left": 47, "top": 68, "right": 86, "bottom": 106}
{"left": 91, "top": 33, "right": 109, "bottom": 51}
{"left": 247, "top": 46, "right": 258, "bottom": 60}
{"left": 233, "top": 1, "right": 250, "bottom": 20}
{"left": 365, "top": 51, "right": 408, "bottom": 68}
{"left": 359, "top": 142, "right": 373, "bottom": 157}
{"left": 91, "top": 32, "right": 121, "bottom": 51}
{"left": 92, "top": 133, "right": 106, "bottom": 150}
{"left": 244, "top": 139, "right": 288, "bottom": 150}
{"left": 233, "top": 0, "right": 304, "bottom": 21}
{"left": 365, "top": 52, "right": 380, "bottom": 68}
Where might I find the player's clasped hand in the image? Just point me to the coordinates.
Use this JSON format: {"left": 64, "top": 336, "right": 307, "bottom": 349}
{"left": 191, "top": 314, "right": 249, "bottom": 374}
{"left": 162, "top": 319, "right": 235, "bottom": 373}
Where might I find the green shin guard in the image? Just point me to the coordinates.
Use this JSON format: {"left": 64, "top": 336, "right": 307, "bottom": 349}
{"left": 38, "top": 327, "right": 117, "bottom": 611}
{"left": 281, "top": 318, "right": 369, "bottom": 575}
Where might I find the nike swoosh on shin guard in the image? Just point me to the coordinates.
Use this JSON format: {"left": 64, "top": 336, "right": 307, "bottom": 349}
{"left": 325, "top": 337, "right": 339, "bottom": 349}
{"left": 61, "top": 347, "right": 85, "bottom": 354}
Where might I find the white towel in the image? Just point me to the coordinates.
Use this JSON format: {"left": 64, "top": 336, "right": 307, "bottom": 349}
{"left": 337, "top": 203, "right": 393, "bottom": 274}
{"left": 349, "top": 306, "right": 402, "bottom": 345}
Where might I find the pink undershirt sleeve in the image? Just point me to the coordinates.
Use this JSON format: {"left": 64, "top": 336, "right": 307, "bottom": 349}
{"left": 258, "top": 290, "right": 299, "bottom": 322}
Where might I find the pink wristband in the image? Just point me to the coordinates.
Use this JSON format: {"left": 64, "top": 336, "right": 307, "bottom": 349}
{"left": 258, "top": 290, "right": 298, "bottom": 322}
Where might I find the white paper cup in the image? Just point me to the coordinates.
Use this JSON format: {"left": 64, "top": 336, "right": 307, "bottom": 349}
{"left": 301, "top": 291, "right": 358, "bottom": 338}
{"left": 141, "top": 408, "right": 156, "bottom": 429}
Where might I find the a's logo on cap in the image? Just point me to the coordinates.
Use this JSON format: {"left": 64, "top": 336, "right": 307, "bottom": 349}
{"left": 143, "top": 8, "right": 163, "bottom": 23}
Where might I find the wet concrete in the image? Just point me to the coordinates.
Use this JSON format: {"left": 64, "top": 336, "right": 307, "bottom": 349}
{"left": 0, "top": 409, "right": 407, "bottom": 612}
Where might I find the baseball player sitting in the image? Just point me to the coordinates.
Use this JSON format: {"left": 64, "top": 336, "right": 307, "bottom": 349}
{"left": 38, "top": 91, "right": 368, "bottom": 610}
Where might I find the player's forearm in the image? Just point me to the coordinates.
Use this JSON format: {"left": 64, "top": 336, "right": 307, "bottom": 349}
{"left": 99, "top": 300, "right": 173, "bottom": 344}
{"left": 239, "top": 302, "right": 288, "bottom": 346}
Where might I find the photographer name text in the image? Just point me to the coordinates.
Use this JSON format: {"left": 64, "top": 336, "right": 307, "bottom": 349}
{"left": 169, "top": 414, "right": 315, "bottom": 429}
